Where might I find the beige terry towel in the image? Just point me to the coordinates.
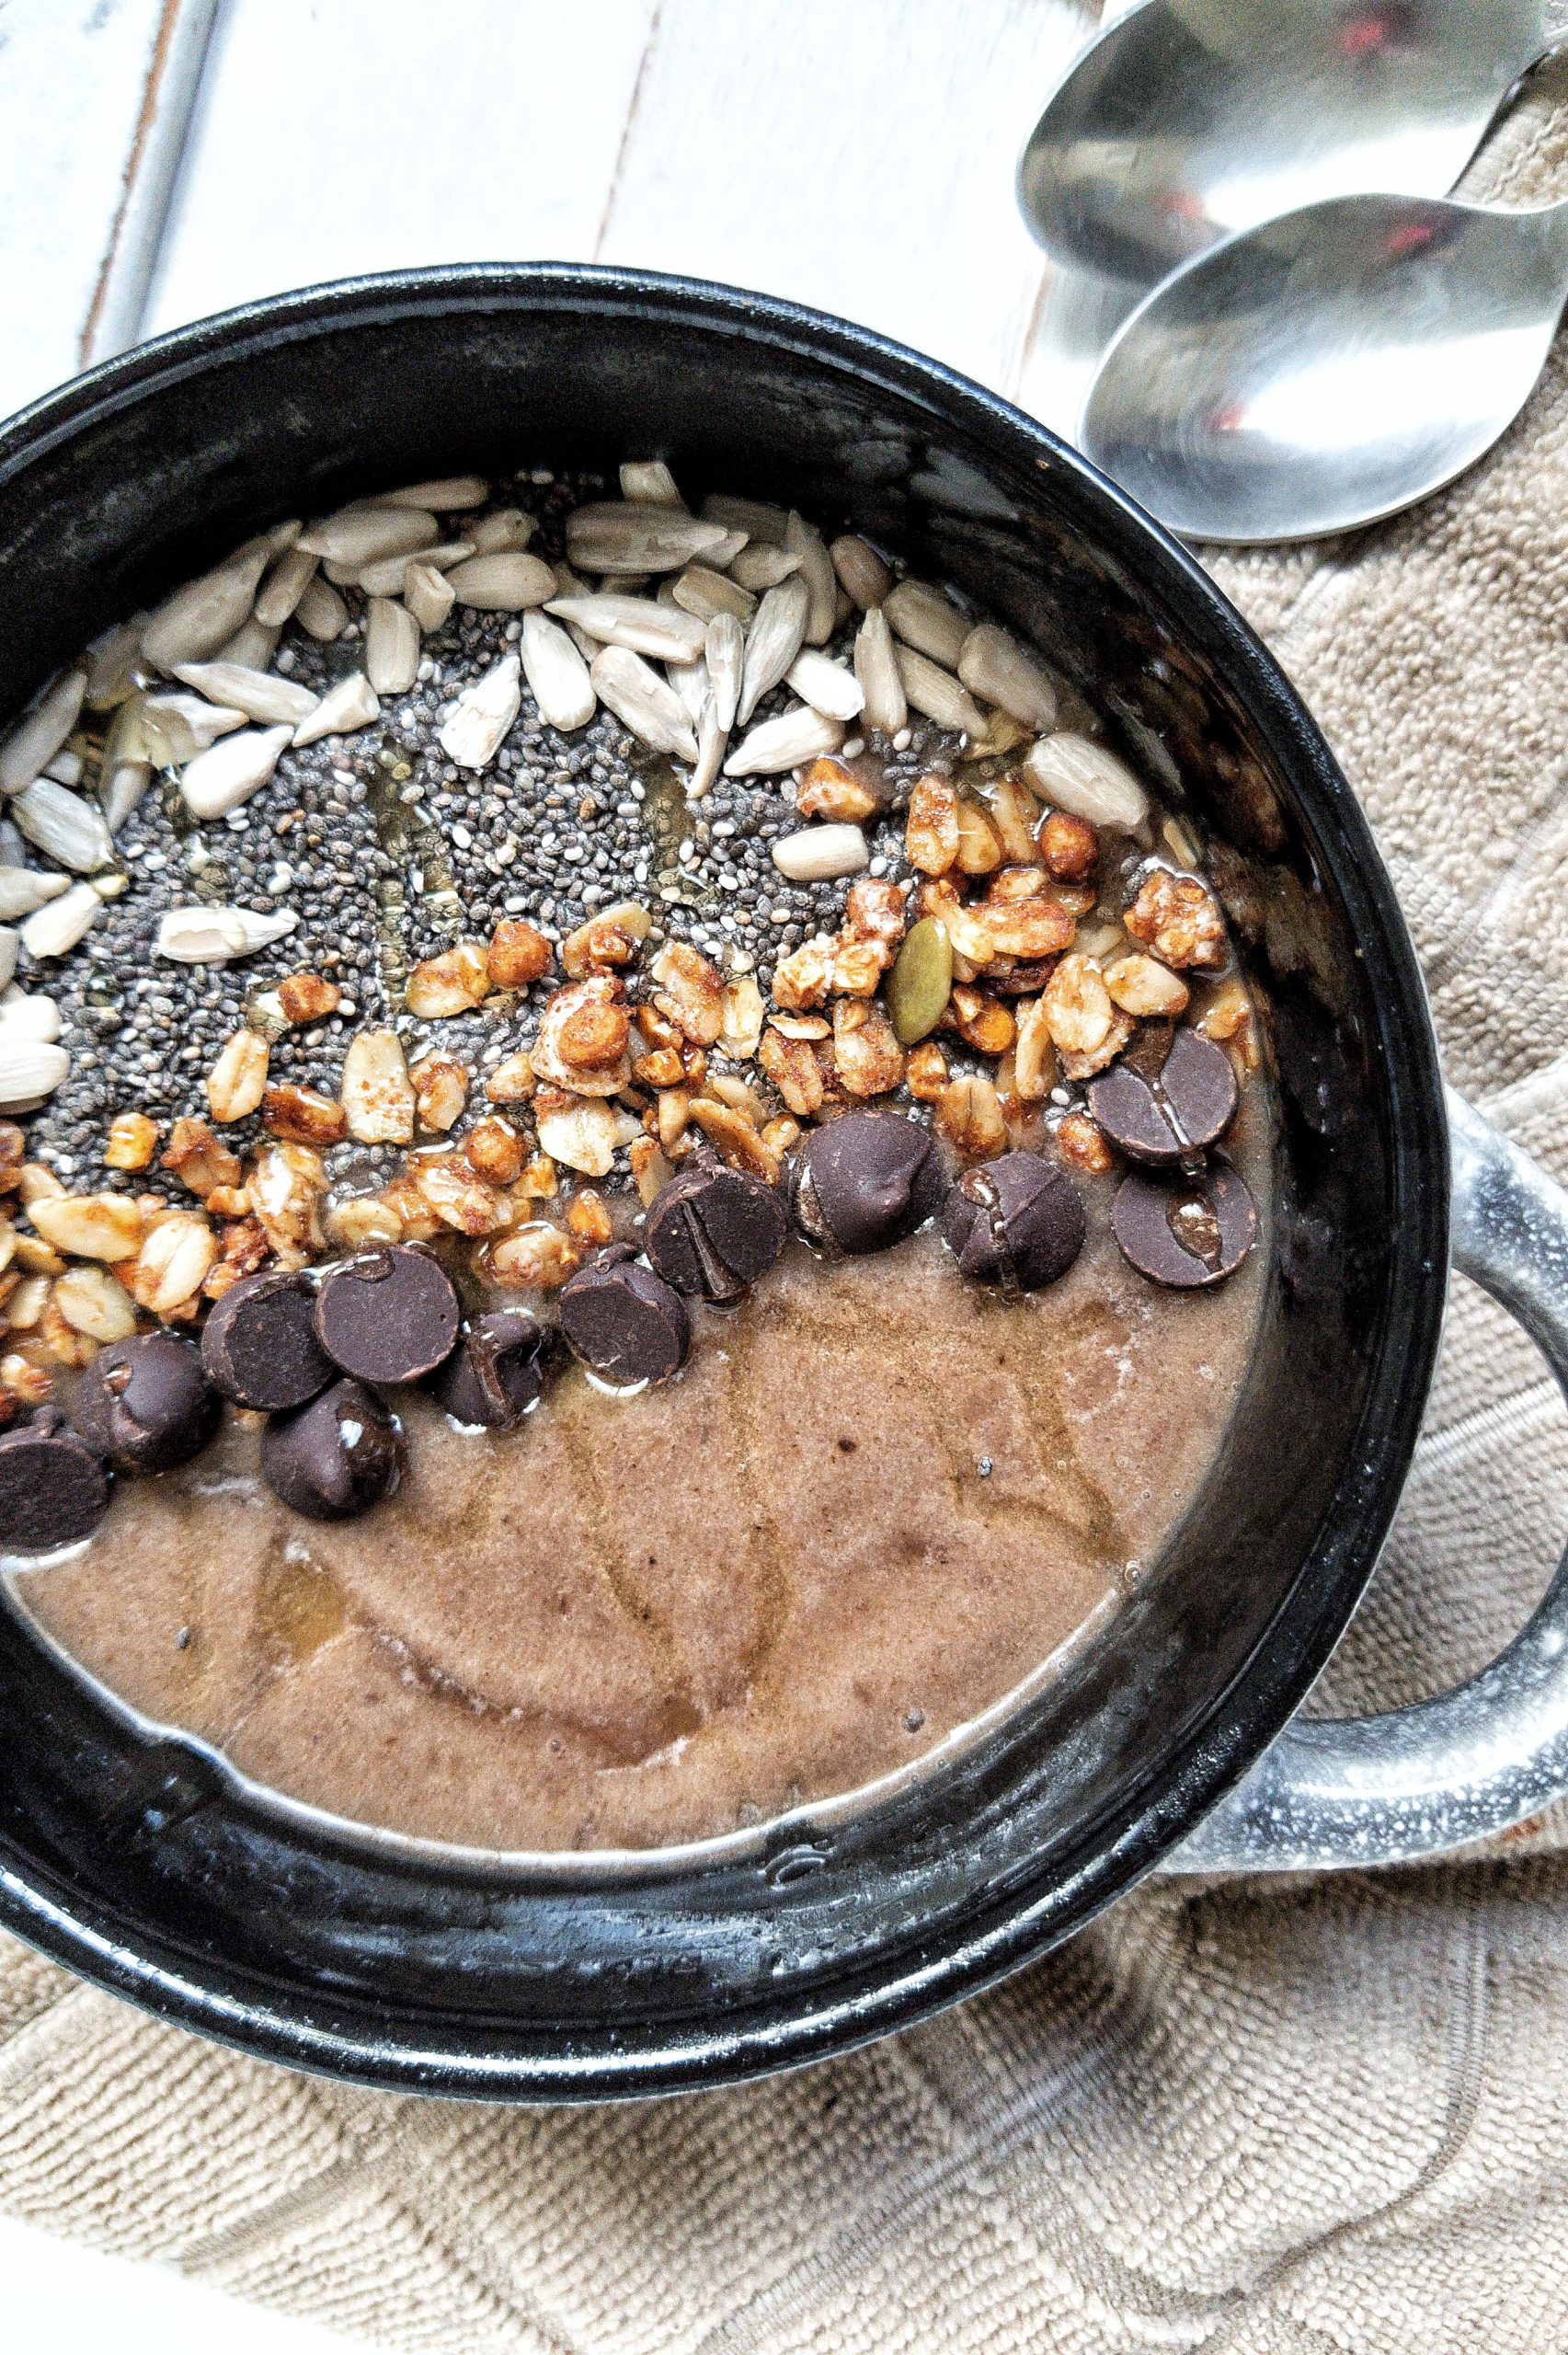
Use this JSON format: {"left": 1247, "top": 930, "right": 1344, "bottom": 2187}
{"left": 9, "top": 72, "right": 1568, "bottom": 2355}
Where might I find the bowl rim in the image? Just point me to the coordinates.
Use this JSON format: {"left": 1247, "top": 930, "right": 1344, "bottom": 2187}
{"left": 0, "top": 262, "right": 1450, "bottom": 2098}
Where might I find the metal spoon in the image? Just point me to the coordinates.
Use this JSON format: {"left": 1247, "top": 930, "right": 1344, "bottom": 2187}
{"left": 1018, "top": 0, "right": 1562, "bottom": 290}
{"left": 1080, "top": 190, "right": 1568, "bottom": 543}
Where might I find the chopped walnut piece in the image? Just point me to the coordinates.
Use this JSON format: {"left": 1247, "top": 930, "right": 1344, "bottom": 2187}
{"left": 406, "top": 939, "right": 490, "bottom": 1017}
{"left": 760, "top": 1027, "right": 826, "bottom": 1118}
{"left": 262, "top": 1085, "right": 348, "bottom": 1148}
{"left": 487, "top": 917, "right": 554, "bottom": 991}
{"left": 987, "top": 775, "right": 1044, "bottom": 864}
{"left": 514, "top": 1153, "right": 558, "bottom": 1203}
{"left": 486, "top": 1223, "right": 581, "bottom": 1289}
{"left": 410, "top": 1057, "right": 470, "bottom": 1134}
{"left": 944, "top": 985, "right": 1015, "bottom": 1057}
{"left": 1038, "top": 809, "right": 1100, "bottom": 883}
{"left": 341, "top": 1028, "right": 417, "bottom": 1143}
{"left": 719, "top": 974, "right": 766, "bottom": 1058}
{"left": 688, "top": 1096, "right": 781, "bottom": 1179}
{"left": 830, "top": 938, "right": 885, "bottom": 999}
{"left": 1057, "top": 1109, "right": 1115, "bottom": 1175}
{"left": 532, "top": 977, "right": 633, "bottom": 1094}
{"left": 905, "top": 774, "right": 960, "bottom": 875}
{"left": 650, "top": 939, "right": 725, "bottom": 1046}
{"left": 206, "top": 1028, "right": 269, "bottom": 1123}
{"left": 326, "top": 1197, "right": 404, "bottom": 1251}
{"left": 831, "top": 1000, "right": 906, "bottom": 1097}
{"left": 246, "top": 1142, "right": 327, "bottom": 1268}
{"left": 797, "top": 754, "right": 877, "bottom": 824}
{"left": 486, "top": 1050, "right": 536, "bottom": 1104}
{"left": 465, "top": 1115, "right": 525, "bottom": 1186}
{"left": 129, "top": 1211, "right": 217, "bottom": 1319}
{"left": 105, "top": 1112, "right": 160, "bottom": 1171}
{"left": 1105, "top": 953, "right": 1190, "bottom": 1018}
{"left": 632, "top": 1047, "right": 684, "bottom": 1087}
{"left": 206, "top": 1213, "right": 269, "bottom": 1290}
{"left": 955, "top": 798, "right": 1002, "bottom": 876}
{"left": 634, "top": 1003, "right": 683, "bottom": 1053}
{"left": 417, "top": 1155, "right": 508, "bottom": 1235}
{"left": 934, "top": 1075, "right": 1008, "bottom": 1158}
{"left": 905, "top": 1040, "right": 949, "bottom": 1101}
{"left": 1041, "top": 953, "right": 1115, "bottom": 1060}
{"left": 1126, "top": 870, "right": 1226, "bottom": 970}
{"left": 275, "top": 971, "right": 342, "bottom": 1026}
{"left": 1013, "top": 995, "right": 1057, "bottom": 1101}
{"left": 566, "top": 1189, "right": 614, "bottom": 1245}
{"left": 629, "top": 1138, "right": 675, "bottom": 1207}
{"left": 843, "top": 877, "right": 906, "bottom": 963}
{"left": 162, "top": 1116, "right": 243, "bottom": 1196}
{"left": 558, "top": 903, "right": 650, "bottom": 982}
{"left": 772, "top": 933, "right": 836, "bottom": 1012}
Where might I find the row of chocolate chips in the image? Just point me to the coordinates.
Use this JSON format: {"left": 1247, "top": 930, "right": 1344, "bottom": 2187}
{"left": 0, "top": 1031, "right": 1256, "bottom": 1548}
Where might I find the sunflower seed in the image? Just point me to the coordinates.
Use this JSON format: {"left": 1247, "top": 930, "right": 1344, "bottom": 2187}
{"left": 589, "top": 646, "right": 700, "bottom": 762}
{"left": 445, "top": 553, "right": 555, "bottom": 611}
{"left": 179, "top": 724, "right": 292, "bottom": 820}
{"left": 173, "top": 661, "right": 320, "bottom": 729}
{"left": 0, "top": 929, "right": 15, "bottom": 990}
{"left": 0, "top": 669, "right": 88, "bottom": 798}
{"left": 292, "top": 673, "right": 380, "bottom": 747}
{"left": 885, "top": 579, "right": 970, "bottom": 670}
{"left": 853, "top": 606, "right": 907, "bottom": 734}
{"left": 738, "top": 576, "right": 809, "bottom": 726}
{"left": 544, "top": 593, "right": 705, "bottom": 664}
{"left": 382, "top": 476, "right": 489, "bottom": 511}
{"left": 771, "top": 823, "right": 869, "bottom": 881}
{"left": 830, "top": 534, "right": 893, "bottom": 612}
{"left": 83, "top": 618, "right": 145, "bottom": 710}
{"left": 43, "top": 750, "right": 83, "bottom": 786}
{"left": 669, "top": 653, "right": 710, "bottom": 726}
{"left": 216, "top": 615, "right": 283, "bottom": 672}
{"left": 567, "top": 502, "right": 735, "bottom": 575}
{"left": 155, "top": 903, "right": 298, "bottom": 963}
{"left": 439, "top": 653, "right": 521, "bottom": 770}
{"left": 20, "top": 882, "right": 102, "bottom": 959}
{"left": 467, "top": 508, "right": 537, "bottom": 555}
{"left": 620, "top": 461, "right": 686, "bottom": 510}
{"left": 139, "top": 692, "right": 248, "bottom": 766}
{"left": 957, "top": 624, "right": 1059, "bottom": 733}
{"left": 356, "top": 539, "right": 474, "bottom": 597}
{"left": 785, "top": 649, "right": 864, "bottom": 721}
{"left": 784, "top": 511, "right": 836, "bottom": 646}
{"left": 521, "top": 611, "right": 596, "bottom": 731}
{"left": 702, "top": 493, "right": 789, "bottom": 546}
{"left": 724, "top": 705, "right": 845, "bottom": 777}
{"left": 297, "top": 504, "right": 439, "bottom": 565}
{"left": 0, "top": 1039, "right": 69, "bottom": 1110}
{"left": 11, "top": 779, "right": 116, "bottom": 872}
{"left": 142, "top": 537, "right": 274, "bottom": 672}
{"left": 729, "top": 545, "right": 802, "bottom": 593}
{"left": 404, "top": 561, "right": 456, "bottom": 634}
{"left": 687, "top": 695, "right": 727, "bottom": 803}
{"left": 0, "top": 867, "right": 68, "bottom": 920}
{"left": 102, "top": 750, "right": 154, "bottom": 834}
{"left": 365, "top": 598, "right": 421, "bottom": 695}
{"left": 294, "top": 577, "right": 349, "bottom": 640}
{"left": 1024, "top": 732, "right": 1150, "bottom": 831}
{"left": 705, "top": 613, "right": 744, "bottom": 730}
{"left": 254, "top": 546, "right": 320, "bottom": 627}
{"left": 671, "top": 564, "right": 756, "bottom": 624}
{"left": 550, "top": 563, "right": 601, "bottom": 660}
{"left": 895, "top": 646, "right": 986, "bottom": 736}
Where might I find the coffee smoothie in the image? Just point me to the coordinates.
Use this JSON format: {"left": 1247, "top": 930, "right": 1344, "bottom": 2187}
{"left": 0, "top": 463, "right": 1267, "bottom": 1853}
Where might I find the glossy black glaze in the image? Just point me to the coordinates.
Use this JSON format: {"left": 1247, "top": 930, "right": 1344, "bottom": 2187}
{"left": 0, "top": 268, "right": 1448, "bottom": 2100}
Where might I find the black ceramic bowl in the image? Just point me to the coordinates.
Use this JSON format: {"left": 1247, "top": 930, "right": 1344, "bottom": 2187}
{"left": 0, "top": 267, "right": 1446, "bottom": 2099}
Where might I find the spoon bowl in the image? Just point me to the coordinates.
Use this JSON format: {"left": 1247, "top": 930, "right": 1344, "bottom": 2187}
{"left": 1081, "top": 191, "right": 1568, "bottom": 543}
{"left": 1019, "top": 0, "right": 1554, "bottom": 290}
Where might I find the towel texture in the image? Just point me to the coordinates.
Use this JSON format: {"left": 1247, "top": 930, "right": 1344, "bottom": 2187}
{"left": 7, "top": 70, "right": 1568, "bottom": 2355}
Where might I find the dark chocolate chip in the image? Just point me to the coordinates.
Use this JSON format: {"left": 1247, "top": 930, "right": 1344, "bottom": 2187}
{"left": 260, "top": 1377, "right": 406, "bottom": 1521}
{"left": 428, "top": 1308, "right": 556, "bottom": 1430}
{"left": 1087, "top": 1025, "right": 1238, "bottom": 1166}
{"left": 201, "top": 1269, "right": 334, "bottom": 1409}
{"left": 314, "top": 1245, "right": 461, "bottom": 1384}
{"left": 0, "top": 1408, "right": 111, "bottom": 1553}
{"left": 72, "top": 1332, "right": 221, "bottom": 1474}
{"left": 943, "top": 1152, "right": 1086, "bottom": 1292}
{"left": 558, "top": 1252, "right": 691, "bottom": 1386}
{"left": 1113, "top": 1159, "right": 1258, "bottom": 1288}
{"left": 787, "top": 1109, "right": 944, "bottom": 1256}
{"left": 644, "top": 1156, "right": 789, "bottom": 1301}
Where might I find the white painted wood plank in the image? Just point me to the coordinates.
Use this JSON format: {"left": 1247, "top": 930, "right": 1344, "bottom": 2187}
{"left": 0, "top": 0, "right": 175, "bottom": 416}
{"left": 143, "top": 0, "right": 659, "bottom": 337}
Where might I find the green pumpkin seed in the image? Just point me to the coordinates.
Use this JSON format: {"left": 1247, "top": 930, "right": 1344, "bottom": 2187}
{"left": 887, "top": 916, "right": 953, "bottom": 1044}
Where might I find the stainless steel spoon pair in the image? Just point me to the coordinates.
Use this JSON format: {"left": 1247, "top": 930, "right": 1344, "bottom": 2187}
{"left": 1020, "top": 0, "right": 1568, "bottom": 541}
